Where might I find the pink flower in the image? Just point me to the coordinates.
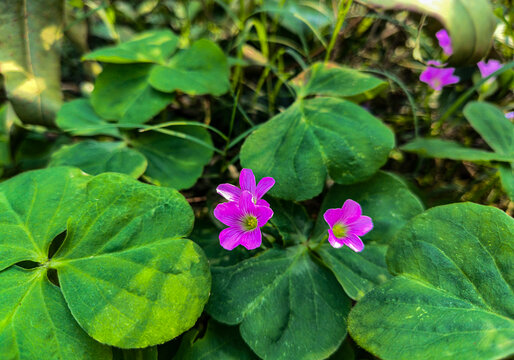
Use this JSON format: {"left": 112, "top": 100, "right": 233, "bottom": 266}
{"left": 214, "top": 190, "right": 273, "bottom": 250}
{"left": 477, "top": 60, "right": 502, "bottom": 79}
{"left": 436, "top": 29, "right": 453, "bottom": 56}
{"left": 323, "top": 199, "right": 373, "bottom": 252}
{"left": 217, "top": 168, "right": 275, "bottom": 207}
{"left": 506, "top": 112, "right": 514, "bottom": 120}
{"left": 420, "top": 61, "right": 459, "bottom": 90}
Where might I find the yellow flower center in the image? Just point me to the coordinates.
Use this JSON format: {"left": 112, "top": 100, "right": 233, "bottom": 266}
{"left": 243, "top": 216, "right": 258, "bottom": 231}
{"left": 332, "top": 223, "right": 347, "bottom": 238}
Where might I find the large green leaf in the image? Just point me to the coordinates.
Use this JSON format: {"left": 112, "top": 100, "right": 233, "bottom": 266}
{"left": 48, "top": 140, "right": 148, "bottom": 178}
{"left": 112, "top": 347, "right": 157, "bottom": 360}
{"left": 0, "top": 168, "right": 212, "bottom": 351}
{"left": 267, "top": 198, "right": 313, "bottom": 245}
{"left": 241, "top": 97, "right": 395, "bottom": 200}
{"left": 463, "top": 102, "right": 514, "bottom": 157}
{"left": 401, "top": 138, "right": 514, "bottom": 162}
{"left": 0, "top": 267, "right": 112, "bottom": 360}
{"left": 207, "top": 246, "right": 351, "bottom": 360}
{"left": 91, "top": 64, "right": 174, "bottom": 124}
{"left": 499, "top": 164, "right": 514, "bottom": 201}
{"left": 56, "top": 99, "right": 120, "bottom": 137}
{"left": 0, "top": 0, "right": 63, "bottom": 126}
{"left": 312, "top": 171, "right": 423, "bottom": 300}
{"left": 132, "top": 126, "right": 213, "bottom": 190}
{"left": 0, "top": 167, "right": 90, "bottom": 271}
{"left": 149, "top": 39, "right": 230, "bottom": 96}
{"left": 175, "top": 321, "right": 258, "bottom": 360}
{"left": 83, "top": 29, "right": 179, "bottom": 64}
{"left": 349, "top": 203, "right": 514, "bottom": 360}
{"left": 358, "top": 0, "right": 496, "bottom": 65}
{"left": 291, "top": 62, "right": 387, "bottom": 100}
{"left": 50, "top": 173, "right": 211, "bottom": 348}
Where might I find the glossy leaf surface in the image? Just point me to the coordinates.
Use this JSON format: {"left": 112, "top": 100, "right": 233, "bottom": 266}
{"left": 49, "top": 140, "right": 148, "bottom": 178}
{"left": 56, "top": 99, "right": 120, "bottom": 137}
{"left": 241, "top": 97, "right": 395, "bottom": 200}
{"left": 349, "top": 203, "right": 514, "bottom": 360}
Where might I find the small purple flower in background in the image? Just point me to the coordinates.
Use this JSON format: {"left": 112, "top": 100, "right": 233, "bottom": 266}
{"left": 506, "top": 112, "right": 514, "bottom": 120}
{"left": 436, "top": 29, "right": 453, "bottom": 56}
{"left": 323, "top": 199, "right": 373, "bottom": 252}
{"left": 477, "top": 60, "right": 502, "bottom": 79}
{"left": 214, "top": 191, "right": 273, "bottom": 250}
{"left": 420, "top": 60, "right": 459, "bottom": 91}
{"left": 217, "top": 168, "right": 275, "bottom": 207}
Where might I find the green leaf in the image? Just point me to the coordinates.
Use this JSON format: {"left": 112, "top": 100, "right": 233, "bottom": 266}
{"left": 312, "top": 171, "right": 423, "bottom": 300}
{"left": 83, "top": 29, "right": 179, "bottom": 64}
{"left": 267, "top": 198, "right": 313, "bottom": 245}
{"left": 56, "top": 99, "right": 120, "bottom": 137}
{"left": 499, "top": 164, "right": 514, "bottom": 201}
{"left": 0, "top": 167, "right": 90, "bottom": 271}
{"left": 48, "top": 140, "right": 148, "bottom": 178}
{"left": 91, "top": 64, "right": 174, "bottom": 124}
{"left": 0, "top": 267, "right": 112, "bottom": 360}
{"left": 175, "top": 321, "right": 258, "bottom": 360}
{"left": 401, "top": 138, "right": 514, "bottom": 162}
{"left": 49, "top": 173, "right": 211, "bottom": 348}
{"left": 359, "top": 0, "right": 497, "bottom": 65}
{"left": 291, "top": 62, "right": 387, "bottom": 100}
{"left": 313, "top": 171, "right": 424, "bottom": 244}
{"left": 112, "top": 347, "right": 158, "bottom": 360}
{"left": 149, "top": 39, "right": 230, "bottom": 96}
{"left": 0, "top": 0, "right": 63, "bottom": 126}
{"left": 132, "top": 126, "right": 213, "bottom": 190}
{"left": 464, "top": 102, "right": 514, "bottom": 157}
{"left": 349, "top": 203, "right": 514, "bottom": 360}
{"left": 0, "top": 105, "right": 11, "bottom": 169}
{"left": 207, "top": 246, "right": 351, "bottom": 360}
{"left": 240, "top": 97, "right": 395, "bottom": 201}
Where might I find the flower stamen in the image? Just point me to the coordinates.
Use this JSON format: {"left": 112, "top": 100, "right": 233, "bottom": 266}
{"left": 243, "top": 215, "right": 258, "bottom": 231}
{"left": 332, "top": 223, "right": 347, "bottom": 238}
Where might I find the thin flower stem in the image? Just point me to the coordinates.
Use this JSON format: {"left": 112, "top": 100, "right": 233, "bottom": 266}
{"left": 312, "top": 234, "right": 329, "bottom": 251}
{"left": 324, "top": 0, "right": 354, "bottom": 63}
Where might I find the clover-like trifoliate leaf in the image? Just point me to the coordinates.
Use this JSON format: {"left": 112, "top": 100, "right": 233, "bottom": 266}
{"left": 149, "top": 39, "right": 230, "bottom": 96}
{"left": 131, "top": 126, "right": 214, "bottom": 190}
{"left": 56, "top": 99, "right": 120, "bottom": 137}
{"left": 49, "top": 140, "right": 147, "bottom": 178}
{"left": 312, "top": 171, "right": 423, "bottom": 300}
{"left": 0, "top": 167, "right": 211, "bottom": 353}
{"left": 349, "top": 203, "right": 514, "bottom": 360}
{"left": 267, "top": 197, "right": 313, "bottom": 245}
{"left": 83, "top": 29, "right": 179, "bottom": 64}
{"left": 0, "top": 267, "right": 112, "bottom": 360}
{"left": 240, "top": 97, "right": 395, "bottom": 201}
{"left": 91, "top": 64, "right": 174, "bottom": 124}
{"left": 0, "top": 167, "right": 90, "bottom": 271}
{"left": 175, "top": 321, "right": 258, "bottom": 360}
{"left": 207, "top": 246, "right": 350, "bottom": 360}
{"left": 291, "top": 62, "right": 387, "bottom": 100}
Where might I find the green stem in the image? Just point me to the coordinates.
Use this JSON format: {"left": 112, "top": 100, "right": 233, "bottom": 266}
{"left": 324, "top": 0, "right": 354, "bottom": 63}
{"left": 312, "top": 234, "right": 329, "bottom": 251}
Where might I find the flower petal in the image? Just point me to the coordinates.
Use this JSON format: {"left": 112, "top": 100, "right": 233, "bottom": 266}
{"left": 240, "top": 229, "right": 262, "bottom": 250}
{"left": 349, "top": 216, "right": 373, "bottom": 237}
{"left": 327, "top": 229, "right": 344, "bottom": 249}
{"left": 255, "top": 205, "right": 273, "bottom": 227}
{"left": 239, "top": 190, "right": 255, "bottom": 215}
{"left": 255, "top": 177, "right": 275, "bottom": 199}
{"left": 214, "top": 202, "right": 242, "bottom": 227}
{"left": 323, "top": 208, "right": 345, "bottom": 227}
{"left": 216, "top": 183, "right": 241, "bottom": 202}
{"left": 256, "top": 199, "right": 270, "bottom": 207}
{"left": 239, "top": 168, "right": 256, "bottom": 193}
{"left": 341, "top": 199, "right": 362, "bottom": 223}
{"left": 219, "top": 227, "right": 244, "bottom": 250}
{"left": 342, "top": 233, "right": 364, "bottom": 252}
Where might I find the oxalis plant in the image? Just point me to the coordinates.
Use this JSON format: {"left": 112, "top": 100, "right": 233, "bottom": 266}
{"left": 0, "top": 0, "right": 513, "bottom": 359}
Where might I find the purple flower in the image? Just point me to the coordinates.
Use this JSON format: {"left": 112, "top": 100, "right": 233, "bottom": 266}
{"left": 214, "top": 190, "right": 273, "bottom": 250}
{"left": 323, "top": 199, "right": 373, "bottom": 252}
{"left": 506, "top": 112, "right": 514, "bottom": 120}
{"left": 477, "top": 60, "right": 502, "bottom": 79}
{"left": 420, "top": 61, "right": 459, "bottom": 90}
{"left": 436, "top": 29, "right": 453, "bottom": 56}
{"left": 217, "top": 168, "right": 275, "bottom": 207}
